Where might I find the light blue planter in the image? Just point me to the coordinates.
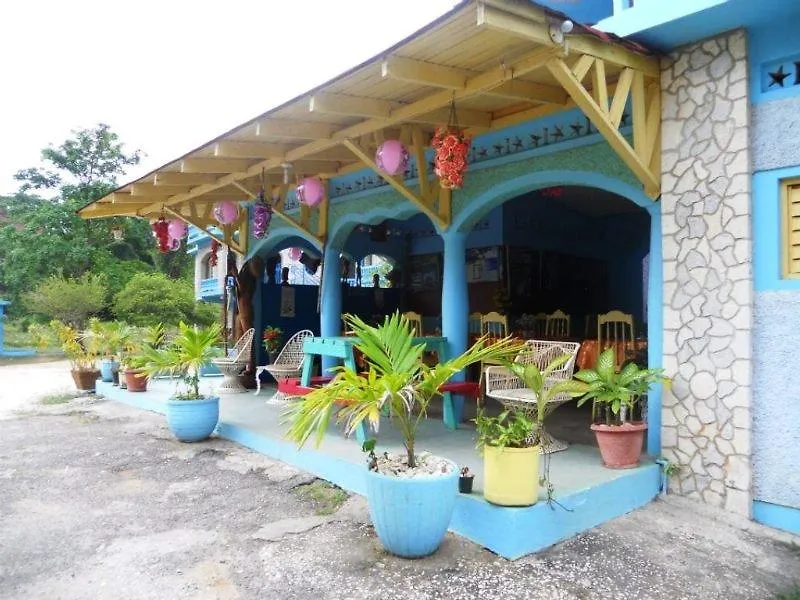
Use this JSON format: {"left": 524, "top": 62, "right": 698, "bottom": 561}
{"left": 166, "top": 396, "right": 219, "bottom": 442}
{"left": 99, "top": 359, "right": 119, "bottom": 382}
{"left": 365, "top": 458, "right": 459, "bottom": 558}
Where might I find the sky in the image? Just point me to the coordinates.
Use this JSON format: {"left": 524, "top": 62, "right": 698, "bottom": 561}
{"left": 0, "top": 0, "right": 460, "bottom": 195}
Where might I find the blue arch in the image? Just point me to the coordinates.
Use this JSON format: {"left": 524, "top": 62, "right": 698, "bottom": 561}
{"left": 329, "top": 202, "right": 427, "bottom": 249}
{"left": 452, "top": 169, "right": 655, "bottom": 233}
{"left": 452, "top": 168, "right": 663, "bottom": 455}
{"left": 248, "top": 226, "right": 321, "bottom": 260}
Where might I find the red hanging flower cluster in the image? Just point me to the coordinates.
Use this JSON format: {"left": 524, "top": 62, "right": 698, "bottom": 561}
{"left": 209, "top": 240, "right": 220, "bottom": 267}
{"left": 432, "top": 127, "right": 471, "bottom": 190}
{"left": 151, "top": 218, "right": 170, "bottom": 253}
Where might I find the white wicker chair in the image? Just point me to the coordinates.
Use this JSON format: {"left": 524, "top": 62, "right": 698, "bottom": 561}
{"left": 211, "top": 328, "right": 254, "bottom": 394}
{"left": 259, "top": 329, "right": 314, "bottom": 405}
{"left": 485, "top": 340, "right": 580, "bottom": 454}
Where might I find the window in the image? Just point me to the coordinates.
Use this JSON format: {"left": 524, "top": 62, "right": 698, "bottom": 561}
{"left": 782, "top": 179, "right": 800, "bottom": 277}
{"left": 201, "top": 253, "right": 218, "bottom": 280}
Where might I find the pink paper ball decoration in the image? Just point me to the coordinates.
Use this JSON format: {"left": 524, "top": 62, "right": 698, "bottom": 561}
{"left": 296, "top": 177, "right": 325, "bottom": 207}
{"left": 167, "top": 218, "right": 187, "bottom": 240}
{"left": 376, "top": 139, "right": 409, "bottom": 176}
{"left": 288, "top": 247, "right": 302, "bottom": 262}
{"left": 213, "top": 201, "right": 239, "bottom": 225}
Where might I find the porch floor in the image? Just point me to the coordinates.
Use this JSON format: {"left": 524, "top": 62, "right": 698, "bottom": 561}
{"left": 97, "top": 377, "right": 661, "bottom": 559}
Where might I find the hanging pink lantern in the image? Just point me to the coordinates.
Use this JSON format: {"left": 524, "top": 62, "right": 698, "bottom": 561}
{"left": 296, "top": 177, "right": 325, "bottom": 208}
{"left": 288, "top": 247, "right": 302, "bottom": 262}
{"left": 376, "top": 139, "right": 409, "bottom": 176}
{"left": 168, "top": 237, "right": 181, "bottom": 252}
{"left": 167, "top": 218, "right": 187, "bottom": 240}
{"left": 213, "top": 201, "right": 239, "bottom": 225}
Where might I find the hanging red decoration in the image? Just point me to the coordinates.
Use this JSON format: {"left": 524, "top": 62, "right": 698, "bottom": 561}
{"left": 151, "top": 218, "right": 170, "bottom": 253}
{"left": 432, "top": 101, "right": 471, "bottom": 190}
{"left": 209, "top": 240, "right": 220, "bottom": 267}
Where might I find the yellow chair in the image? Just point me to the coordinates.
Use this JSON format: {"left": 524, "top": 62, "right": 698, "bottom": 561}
{"left": 480, "top": 311, "right": 508, "bottom": 338}
{"left": 597, "top": 310, "right": 635, "bottom": 365}
{"left": 545, "top": 310, "right": 571, "bottom": 340}
{"left": 403, "top": 311, "right": 423, "bottom": 336}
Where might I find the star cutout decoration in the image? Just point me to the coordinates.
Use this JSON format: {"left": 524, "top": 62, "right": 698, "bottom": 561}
{"left": 530, "top": 134, "right": 541, "bottom": 147}
{"left": 768, "top": 65, "right": 790, "bottom": 88}
{"left": 570, "top": 122, "right": 584, "bottom": 137}
{"left": 552, "top": 126, "right": 564, "bottom": 141}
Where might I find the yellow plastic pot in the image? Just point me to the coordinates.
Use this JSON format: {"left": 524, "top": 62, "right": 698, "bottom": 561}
{"left": 483, "top": 444, "right": 540, "bottom": 506}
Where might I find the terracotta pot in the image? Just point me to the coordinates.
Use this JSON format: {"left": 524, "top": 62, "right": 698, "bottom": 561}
{"left": 71, "top": 369, "right": 100, "bottom": 392}
{"left": 124, "top": 369, "right": 148, "bottom": 392}
{"left": 591, "top": 422, "right": 647, "bottom": 469}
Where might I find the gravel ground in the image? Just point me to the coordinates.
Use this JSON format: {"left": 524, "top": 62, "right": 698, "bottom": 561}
{"left": 0, "top": 361, "right": 799, "bottom": 600}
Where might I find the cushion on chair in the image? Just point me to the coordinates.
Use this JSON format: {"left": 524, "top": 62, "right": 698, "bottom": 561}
{"left": 439, "top": 381, "right": 480, "bottom": 398}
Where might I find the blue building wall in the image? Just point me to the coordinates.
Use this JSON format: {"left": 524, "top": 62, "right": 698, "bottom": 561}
{"left": 749, "top": 15, "right": 800, "bottom": 529}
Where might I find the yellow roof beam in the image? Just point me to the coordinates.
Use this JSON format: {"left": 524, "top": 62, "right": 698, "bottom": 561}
{"left": 181, "top": 158, "right": 254, "bottom": 173}
{"left": 128, "top": 183, "right": 193, "bottom": 196}
{"left": 80, "top": 202, "right": 152, "bottom": 218}
{"left": 214, "top": 141, "right": 290, "bottom": 159}
{"left": 410, "top": 107, "right": 492, "bottom": 130}
{"left": 381, "top": 55, "right": 467, "bottom": 90}
{"left": 487, "top": 80, "right": 567, "bottom": 105}
{"left": 153, "top": 172, "right": 219, "bottom": 186}
{"left": 309, "top": 92, "right": 392, "bottom": 119}
{"left": 254, "top": 119, "right": 336, "bottom": 140}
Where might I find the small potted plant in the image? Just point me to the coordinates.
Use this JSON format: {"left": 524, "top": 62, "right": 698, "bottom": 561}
{"left": 262, "top": 325, "right": 283, "bottom": 363}
{"left": 575, "top": 348, "right": 669, "bottom": 469}
{"left": 476, "top": 353, "right": 589, "bottom": 506}
{"left": 458, "top": 467, "right": 474, "bottom": 494}
{"left": 122, "top": 323, "right": 166, "bottom": 392}
{"left": 50, "top": 320, "right": 100, "bottom": 392}
{"left": 139, "top": 322, "right": 223, "bottom": 442}
{"left": 286, "top": 312, "right": 524, "bottom": 558}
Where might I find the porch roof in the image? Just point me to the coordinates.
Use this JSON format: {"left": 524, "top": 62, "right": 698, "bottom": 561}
{"left": 78, "top": 0, "right": 661, "bottom": 254}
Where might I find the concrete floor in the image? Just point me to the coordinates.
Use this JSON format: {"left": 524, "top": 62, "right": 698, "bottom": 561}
{"left": 1, "top": 362, "right": 799, "bottom": 599}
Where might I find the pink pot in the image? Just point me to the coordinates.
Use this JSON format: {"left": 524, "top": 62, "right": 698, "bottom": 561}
{"left": 590, "top": 422, "right": 647, "bottom": 469}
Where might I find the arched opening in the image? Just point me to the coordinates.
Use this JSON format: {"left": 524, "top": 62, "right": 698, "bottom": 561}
{"left": 200, "top": 251, "right": 219, "bottom": 280}
{"left": 356, "top": 254, "right": 395, "bottom": 288}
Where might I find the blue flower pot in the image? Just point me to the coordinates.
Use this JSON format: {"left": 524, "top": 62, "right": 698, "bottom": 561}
{"left": 99, "top": 359, "right": 119, "bottom": 382}
{"left": 166, "top": 396, "right": 219, "bottom": 442}
{"left": 365, "top": 458, "right": 459, "bottom": 558}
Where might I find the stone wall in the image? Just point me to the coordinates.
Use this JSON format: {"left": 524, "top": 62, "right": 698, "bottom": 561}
{"left": 660, "top": 30, "right": 753, "bottom": 515}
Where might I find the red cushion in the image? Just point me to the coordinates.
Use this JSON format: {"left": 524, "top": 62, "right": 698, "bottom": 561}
{"left": 439, "top": 381, "right": 480, "bottom": 397}
{"left": 278, "top": 376, "right": 333, "bottom": 396}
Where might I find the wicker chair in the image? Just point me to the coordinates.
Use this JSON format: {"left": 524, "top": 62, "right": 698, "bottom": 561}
{"left": 484, "top": 339, "right": 580, "bottom": 453}
{"left": 211, "top": 328, "right": 255, "bottom": 394}
{"left": 259, "top": 329, "right": 314, "bottom": 404}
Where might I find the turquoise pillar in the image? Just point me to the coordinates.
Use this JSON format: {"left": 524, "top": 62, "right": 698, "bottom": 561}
{"left": 646, "top": 207, "right": 663, "bottom": 456}
{"left": 320, "top": 245, "right": 342, "bottom": 374}
{"left": 441, "top": 231, "right": 469, "bottom": 425}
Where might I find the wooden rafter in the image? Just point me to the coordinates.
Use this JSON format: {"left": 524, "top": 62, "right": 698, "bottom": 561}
{"left": 546, "top": 56, "right": 659, "bottom": 198}
{"left": 309, "top": 92, "right": 392, "bottom": 119}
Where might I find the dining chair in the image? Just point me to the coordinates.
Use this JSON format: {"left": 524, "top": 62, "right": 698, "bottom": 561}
{"left": 545, "top": 310, "right": 571, "bottom": 340}
{"left": 533, "top": 313, "right": 548, "bottom": 338}
{"left": 597, "top": 310, "right": 635, "bottom": 365}
{"left": 480, "top": 311, "right": 508, "bottom": 338}
{"left": 402, "top": 311, "right": 423, "bottom": 336}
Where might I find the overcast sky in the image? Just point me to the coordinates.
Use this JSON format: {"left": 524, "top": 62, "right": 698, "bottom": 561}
{"left": 0, "top": 0, "right": 459, "bottom": 195}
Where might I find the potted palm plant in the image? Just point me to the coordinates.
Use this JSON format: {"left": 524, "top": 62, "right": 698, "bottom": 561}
{"left": 122, "top": 323, "right": 166, "bottom": 392}
{"left": 286, "top": 312, "right": 524, "bottom": 558}
{"left": 50, "top": 320, "right": 100, "bottom": 391}
{"left": 139, "top": 322, "right": 223, "bottom": 442}
{"left": 575, "top": 348, "right": 669, "bottom": 468}
{"left": 89, "top": 320, "right": 133, "bottom": 384}
{"left": 475, "top": 353, "right": 589, "bottom": 506}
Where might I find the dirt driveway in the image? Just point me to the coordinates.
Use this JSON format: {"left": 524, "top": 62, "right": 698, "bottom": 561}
{"left": 0, "top": 361, "right": 798, "bottom": 600}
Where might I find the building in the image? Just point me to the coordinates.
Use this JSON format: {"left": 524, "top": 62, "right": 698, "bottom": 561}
{"left": 81, "top": 0, "right": 800, "bottom": 543}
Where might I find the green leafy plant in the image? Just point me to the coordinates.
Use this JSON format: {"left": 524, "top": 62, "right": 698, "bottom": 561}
{"left": 575, "top": 348, "right": 669, "bottom": 425}
{"left": 286, "top": 312, "right": 526, "bottom": 468}
{"left": 138, "top": 322, "right": 223, "bottom": 400}
{"left": 49, "top": 320, "right": 100, "bottom": 371}
{"left": 120, "top": 323, "right": 167, "bottom": 370}
{"left": 86, "top": 319, "right": 134, "bottom": 359}
{"left": 262, "top": 326, "right": 283, "bottom": 354}
{"left": 475, "top": 410, "right": 537, "bottom": 450}
{"left": 24, "top": 274, "right": 107, "bottom": 328}
{"left": 113, "top": 273, "right": 216, "bottom": 327}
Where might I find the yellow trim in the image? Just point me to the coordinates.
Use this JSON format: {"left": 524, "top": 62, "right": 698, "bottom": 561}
{"left": 781, "top": 178, "right": 800, "bottom": 278}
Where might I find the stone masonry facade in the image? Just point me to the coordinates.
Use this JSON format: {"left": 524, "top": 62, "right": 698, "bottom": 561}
{"left": 660, "top": 30, "right": 753, "bottom": 515}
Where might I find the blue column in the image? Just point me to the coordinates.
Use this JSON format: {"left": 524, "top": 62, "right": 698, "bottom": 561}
{"left": 441, "top": 231, "right": 468, "bottom": 426}
{"left": 320, "top": 245, "right": 342, "bottom": 374}
{"left": 646, "top": 207, "right": 663, "bottom": 456}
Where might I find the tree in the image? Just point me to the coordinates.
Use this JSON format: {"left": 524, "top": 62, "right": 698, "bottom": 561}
{"left": 113, "top": 273, "right": 218, "bottom": 328}
{"left": 24, "top": 274, "right": 107, "bottom": 328}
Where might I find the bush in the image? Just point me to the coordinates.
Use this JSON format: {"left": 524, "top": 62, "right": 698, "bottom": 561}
{"left": 90, "top": 249, "right": 153, "bottom": 308}
{"left": 24, "top": 273, "right": 106, "bottom": 328}
{"left": 113, "top": 272, "right": 218, "bottom": 327}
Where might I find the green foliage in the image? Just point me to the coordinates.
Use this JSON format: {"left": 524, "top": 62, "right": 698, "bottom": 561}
{"left": 40, "top": 393, "right": 74, "bottom": 406}
{"left": 474, "top": 410, "right": 537, "bottom": 450}
{"left": 90, "top": 249, "right": 153, "bottom": 306}
{"left": 292, "top": 481, "right": 348, "bottom": 516}
{"left": 86, "top": 319, "right": 136, "bottom": 358}
{"left": 286, "top": 311, "right": 526, "bottom": 468}
{"left": 138, "top": 322, "right": 223, "bottom": 399}
{"left": 575, "top": 348, "right": 670, "bottom": 425}
{"left": 113, "top": 273, "right": 215, "bottom": 327}
{"left": 24, "top": 274, "right": 106, "bottom": 328}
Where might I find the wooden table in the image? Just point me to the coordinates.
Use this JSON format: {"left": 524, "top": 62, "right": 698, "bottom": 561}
{"left": 576, "top": 339, "right": 648, "bottom": 370}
